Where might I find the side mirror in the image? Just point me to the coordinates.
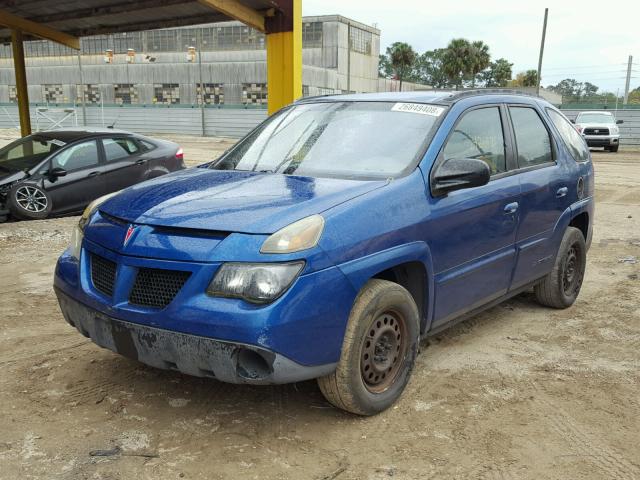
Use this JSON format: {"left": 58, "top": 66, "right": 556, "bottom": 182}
{"left": 570, "top": 119, "right": 576, "bottom": 124}
{"left": 48, "top": 167, "right": 67, "bottom": 178}
{"left": 616, "top": 119, "right": 624, "bottom": 125}
{"left": 432, "top": 158, "right": 490, "bottom": 196}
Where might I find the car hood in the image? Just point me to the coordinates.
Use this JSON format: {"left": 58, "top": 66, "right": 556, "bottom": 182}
{"left": 100, "top": 168, "right": 387, "bottom": 234}
{"left": 0, "top": 170, "right": 26, "bottom": 186}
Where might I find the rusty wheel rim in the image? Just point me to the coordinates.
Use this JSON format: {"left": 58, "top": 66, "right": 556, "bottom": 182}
{"left": 360, "top": 310, "right": 407, "bottom": 393}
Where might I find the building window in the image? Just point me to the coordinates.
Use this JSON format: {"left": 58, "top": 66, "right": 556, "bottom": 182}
{"left": 76, "top": 84, "right": 101, "bottom": 104}
{"left": 112, "top": 31, "right": 143, "bottom": 54}
{"left": 242, "top": 83, "right": 267, "bottom": 105}
{"left": 214, "top": 25, "right": 265, "bottom": 50}
{"left": 154, "top": 83, "right": 180, "bottom": 104}
{"left": 8, "top": 86, "right": 17, "bottom": 103}
{"left": 148, "top": 30, "right": 179, "bottom": 52}
{"left": 114, "top": 84, "right": 139, "bottom": 104}
{"left": 302, "top": 22, "right": 323, "bottom": 48}
{"left": 349, "top": 27, "right": 372, "bottom": 55}
{"left": 302, "top": 85, "right": 310, "bottom": 97}
{"left": 197, "top": 83, "right": 224, "bottom": 105}
{"left": 42, "top": 84, "right": 65, "bottom": 104}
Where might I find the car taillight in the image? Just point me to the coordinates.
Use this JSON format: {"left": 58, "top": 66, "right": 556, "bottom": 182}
{"left": 175, "top": 147, "right": 184, "bottom": 161}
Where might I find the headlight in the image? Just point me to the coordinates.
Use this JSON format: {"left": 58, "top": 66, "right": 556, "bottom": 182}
{"left": 260, "top": 215, "right": 324, "bottom": 254}
{"left": 78, "top": 190, "right": 121, "bottom": 231}
{"left": 207, "top": 262, "right": 304, "bottom": 304}
{"left": 68, "top": 224, "right": 83, "bottom": 259}
{"left": 611, "top": 126, "right": 619, "bottom": 134}
{"left": 68, "top": 190, "right": 121, "bottom": 259}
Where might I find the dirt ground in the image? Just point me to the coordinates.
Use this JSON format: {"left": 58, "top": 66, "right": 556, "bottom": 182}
{"left": 0, "top": 130, "right": 639, "bottom": 480}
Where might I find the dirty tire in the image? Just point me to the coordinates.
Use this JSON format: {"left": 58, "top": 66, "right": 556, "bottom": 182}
{"left": 535, "top": 226, "right": 586, "bottom": 309}
{"left": 317, "top": 279, "right": 420, "bottom": 416}
{"left": 609, "top": 145, "right": 619, "bottom": 153}
{"left": 8, "top": 184, "right": 52, "bottom": 220}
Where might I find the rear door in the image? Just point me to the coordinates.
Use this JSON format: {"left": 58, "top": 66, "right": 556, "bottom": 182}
{"left": 506, "top": 104, "right": 572, "bottom": 289}
{"left": 98, "top": 136, "right": 148, "bottom": 194}
{"left": 43, "top": 139, "right": 102, "bottom": 213}
{"left": 428, "top": 104, "right": 521, "bottom": 326}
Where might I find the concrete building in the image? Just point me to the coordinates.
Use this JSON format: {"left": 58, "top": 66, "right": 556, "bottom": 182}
{"left": 0, "top": 15, "right": 423, "bottom": 109}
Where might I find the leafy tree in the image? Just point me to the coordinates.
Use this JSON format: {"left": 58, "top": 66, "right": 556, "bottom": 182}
{"left": 480, "top": 58, "right": 513, "bottom": 87}
{"left": 547, "top": 78, "right": 584, "bottom": 100}
{"left": 441, "top": 38, "right": 473, "bottom": 89}
{"left": 386, "top": 42, "right": 417, "bottom": 91}
{"left": 414, "top": 49, "right": 451, "bottom": 88}
{"left": 509, "top": 70, "right": 538, "bottom": 88}
{"left": 469, "top": 41, "right": 491, "bottom": 87}
{"left": 582, "top": 82, "right": 599, "bottom": 97}
{"left": 378, "top": 54, "right": 393, "bottom": 78}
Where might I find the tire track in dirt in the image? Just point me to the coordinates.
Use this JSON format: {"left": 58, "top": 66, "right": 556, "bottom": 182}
{"left": 530, "top": 382, "right": 639, "bottom": 480}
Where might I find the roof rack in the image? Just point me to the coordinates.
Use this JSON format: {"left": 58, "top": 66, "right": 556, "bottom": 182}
{"left": 435, "top": 89, "right": 541, "bottom": 101}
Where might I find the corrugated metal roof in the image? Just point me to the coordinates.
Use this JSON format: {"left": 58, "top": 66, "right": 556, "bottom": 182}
{"left": 0, "top": 0, "right": 277, "bottom": 42}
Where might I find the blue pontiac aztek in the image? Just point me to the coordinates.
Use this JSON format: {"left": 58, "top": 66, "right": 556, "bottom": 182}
{"left": 55, "top": 91, "right": 594, "bottom": 415}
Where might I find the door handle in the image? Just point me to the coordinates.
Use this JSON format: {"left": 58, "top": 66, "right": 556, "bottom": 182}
{"left": 556, "top": 187, "right": 568, "bottom": 198}
{"left": 135, "top": 159, "right": 146, "bottom": 165}
{"left": 504, "top": 202, "right": 519, "bottom": 214}
{"left": 87, "top": 171, "right": 101, "bottom": 177}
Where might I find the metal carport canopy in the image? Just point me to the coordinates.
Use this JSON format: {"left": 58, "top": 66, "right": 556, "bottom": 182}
{"left": 0, "top": 0, "right": 301, "bottom": 135}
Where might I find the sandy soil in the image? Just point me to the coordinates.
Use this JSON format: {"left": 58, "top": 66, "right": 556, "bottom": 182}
{"left": 0, "top": 132, "right": 638, "bottom": 479}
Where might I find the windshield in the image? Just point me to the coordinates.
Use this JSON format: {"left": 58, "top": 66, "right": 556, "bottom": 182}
{"left": 0, "top": 135, "right": 64, "bottom": 173}
{"left": 211, "top": 101, "right": 445, "bottom": 179}
{"left": 576, "top": 113, "right": 615, "bottom": 124}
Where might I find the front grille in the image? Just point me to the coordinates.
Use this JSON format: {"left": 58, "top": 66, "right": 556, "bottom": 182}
{"left": 129, "top": 268, "right": 191, "bottom": 309}
{"left": 583, "top": 127, "right": 609, "bottom": 135}
{"left": 91, "top": 254, "right": 117, "bottom": 297}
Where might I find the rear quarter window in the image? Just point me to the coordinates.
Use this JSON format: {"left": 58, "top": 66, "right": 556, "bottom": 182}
{"left": 546, "top": 109, "right": 590, "bottom": 162}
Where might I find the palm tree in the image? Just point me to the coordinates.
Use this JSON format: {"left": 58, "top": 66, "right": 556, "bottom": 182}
{"left": 469, "top": 41, "right": 491, "bottom": 88}
{"left": 387, "top": 42, "right": 417, "bottom": 91}
{"left": 441, "top": 38, "right": 473, "bottom": 89}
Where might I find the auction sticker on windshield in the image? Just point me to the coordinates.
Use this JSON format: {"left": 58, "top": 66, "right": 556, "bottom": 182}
{"left": 391, "top": 103, "right": 445, "bottom": 116}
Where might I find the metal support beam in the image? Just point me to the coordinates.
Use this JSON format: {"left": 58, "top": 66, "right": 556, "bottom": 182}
{"left": 0, "top": 9, "right": 80, "bottom": 49}
{"left": 266, "top": 0, "right": 301, "bottom": 114}
{"left": 11, "top": 30, "right": 31, "bottom": 137}
{"left": 197, "top": 0, "right": 265, "bottom": 32}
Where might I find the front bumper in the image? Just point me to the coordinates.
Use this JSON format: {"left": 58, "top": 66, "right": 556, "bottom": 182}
{"left": 583, "top": 135, "right": 619, "bottom": 147}
{"left": 56, "top": 288, "right": 336, "bottom": 384}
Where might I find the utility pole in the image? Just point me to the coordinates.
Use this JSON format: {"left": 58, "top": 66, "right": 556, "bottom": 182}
{"left": 77, "top": 51, "right": 87, "bottom": 127}
{"left": 623, "top": 55, "right": 633, "bottom": 105}
{"left": 346, "top": 22, "right": 351, "bottom": 94}
{"left": 536, "top": 7, "right": 549, "bottom": 96}
{"left": 197, "top": 28, "right": 205, "bottom": 137}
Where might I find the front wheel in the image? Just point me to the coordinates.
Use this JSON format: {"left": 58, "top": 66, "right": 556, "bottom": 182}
{"left": 609, "top": 145, "right": 619, "bottom": 153}
{"left": 317, "top": 279, "right": 420, "bottom": 416}
{"left": 8, "top": 184, "right": 53, "bottom": 220}
{"left": 535, "top": 226, "right": 586, "bottom": 309}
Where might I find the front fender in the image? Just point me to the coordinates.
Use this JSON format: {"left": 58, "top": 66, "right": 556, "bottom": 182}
{"left": 336, "top": 241, "right": 435, "bottom": 332}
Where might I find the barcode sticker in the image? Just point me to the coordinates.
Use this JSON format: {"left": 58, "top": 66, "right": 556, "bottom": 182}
{"left": 391, "top": 103, "right": 445, "bottom": 116}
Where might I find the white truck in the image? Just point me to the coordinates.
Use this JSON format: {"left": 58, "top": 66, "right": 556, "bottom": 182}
{"left": 573, "top": 111, "right": 623, "bottom": 153}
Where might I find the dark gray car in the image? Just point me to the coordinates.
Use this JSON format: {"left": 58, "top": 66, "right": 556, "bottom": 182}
{"left": 0, "top": 128, "right": 185, "bottom": 222}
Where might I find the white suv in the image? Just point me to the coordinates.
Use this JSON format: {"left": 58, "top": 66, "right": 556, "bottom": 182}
{"left": 574, "top": 111, "right": 623, "bottom": 152}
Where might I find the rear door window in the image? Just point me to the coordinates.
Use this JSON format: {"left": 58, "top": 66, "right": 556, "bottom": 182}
{"left": 546, "top": 109, "right": 590, "bottom": 162}
{"left": 102, "top": 137, "right": 140, "bottom": 162}
{"left": 509, "top": 107, "right": 553, "bottom": 168}
{"left": 442, "top": 106, "right": 506, "bottom": 175}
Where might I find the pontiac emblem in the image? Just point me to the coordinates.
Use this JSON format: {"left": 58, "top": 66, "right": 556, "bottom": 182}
{"left": 123, "top": 225, "right": 136, "bottom": 246}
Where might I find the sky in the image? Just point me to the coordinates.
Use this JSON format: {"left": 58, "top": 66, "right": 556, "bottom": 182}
{"left": 303, "top": 0, "right": 640, "bottom": 93}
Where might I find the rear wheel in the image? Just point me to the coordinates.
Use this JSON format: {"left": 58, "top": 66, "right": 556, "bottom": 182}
{"left": 8, "top": 184, "right": 52, "bottom": 220}
{"left": 317, "top": 279, "right": 420, "bottom": 415}
{"left": 535, "top": 227, "right": 586, "bottom": 309}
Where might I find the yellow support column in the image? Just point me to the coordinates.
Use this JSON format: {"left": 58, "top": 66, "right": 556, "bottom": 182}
{"left": 266, "top": 0, "right": 301, "bottom": 115}
{"left": 11, "top": 29, "right": 31, "bottom": 137}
